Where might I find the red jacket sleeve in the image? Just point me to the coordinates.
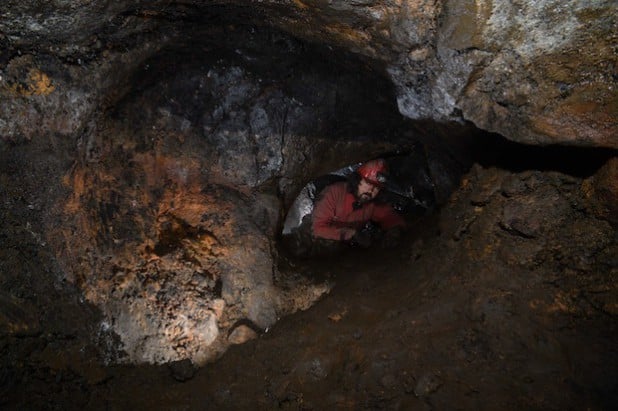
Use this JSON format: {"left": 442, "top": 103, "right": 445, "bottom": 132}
{"left": 312, "top": 184, "right": 346, "bottom": 240}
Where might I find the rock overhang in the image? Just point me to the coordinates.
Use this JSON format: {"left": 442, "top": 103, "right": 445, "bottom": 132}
{"left": 1, "top": 0, "right": 616, "bottom": 148}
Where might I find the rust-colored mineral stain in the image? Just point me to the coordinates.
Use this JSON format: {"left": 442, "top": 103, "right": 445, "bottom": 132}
{"left": 5, "top": 68, "right": 56, "bottom": 96}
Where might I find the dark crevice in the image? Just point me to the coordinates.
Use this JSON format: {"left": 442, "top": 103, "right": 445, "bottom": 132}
{"left": 469, "top": 132, "right": 617, "bottom": 177}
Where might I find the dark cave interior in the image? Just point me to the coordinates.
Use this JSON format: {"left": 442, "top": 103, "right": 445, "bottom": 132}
{"left": 1, "top": 7, "right": 616, "bottom": 411}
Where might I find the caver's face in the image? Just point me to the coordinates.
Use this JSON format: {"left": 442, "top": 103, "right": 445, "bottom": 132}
{"left": 357, "top": 178, "right": 380, "bottom": 203}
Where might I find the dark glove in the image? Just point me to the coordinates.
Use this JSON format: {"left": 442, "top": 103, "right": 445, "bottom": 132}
{"left": 381, "top": 227, "right": 403, "bottom": 248}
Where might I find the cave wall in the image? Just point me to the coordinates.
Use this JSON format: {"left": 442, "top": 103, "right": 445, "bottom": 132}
{"left": 36, "top": 25, "right": 416, "bottom": 364}
{"left": 1, "top": 0, "right": 616, "bottom": 147}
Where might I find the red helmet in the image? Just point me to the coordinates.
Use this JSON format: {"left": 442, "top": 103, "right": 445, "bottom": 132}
{"left": 357, "top": 159, "right": 388, "bottom": 186}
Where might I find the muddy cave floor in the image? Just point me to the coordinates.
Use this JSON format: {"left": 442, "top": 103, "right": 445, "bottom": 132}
{"left": 2, "top": 165, "right": 617, "bottom": 410}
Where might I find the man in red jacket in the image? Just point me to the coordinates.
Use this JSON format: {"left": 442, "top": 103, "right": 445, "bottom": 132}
{"left": 311, "top": 158, "right": 406, "bottom": 250}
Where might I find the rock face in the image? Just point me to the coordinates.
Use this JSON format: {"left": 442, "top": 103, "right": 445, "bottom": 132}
{"left": 56, "top": 149, "right": 283, "bottom": 363}
{"left": 582, "top": 157, "right": 618, "bottom": 224}
{"left": 1, "top": 1, "right": 616, "bottom": 147}
{"left": 0, "top": 12, "right": 428, "bottom": 365}
{"left": 36, "top": 25, "right": 428, "bottom": 364}
{"left": 6, "top": 159, "right": 615, "bottom": 410}
{"left": 0, "top": 1, "right": 616, "bottom": 406}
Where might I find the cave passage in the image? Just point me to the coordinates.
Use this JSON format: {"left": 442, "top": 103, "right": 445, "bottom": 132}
{"left": 28, "top": 17, "right": 618, "bottom": 367}
{"left": 50, "top": 20, "right": 472, "bottom": 366}
{"left": 1, "top": 6, "right": 616, "bottom": 411}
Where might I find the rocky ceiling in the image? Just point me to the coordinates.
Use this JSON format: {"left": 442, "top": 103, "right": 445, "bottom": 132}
{"left": 1, "top": 0, "right": 616, "bottom": 148}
